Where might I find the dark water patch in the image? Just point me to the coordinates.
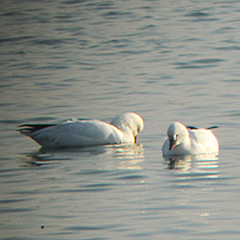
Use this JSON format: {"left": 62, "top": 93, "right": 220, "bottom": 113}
{"left": 10, "top": 188, "right": 54, "bottom": 195}
{"left": 2, "top": 74, "right": 49, "bottom": 80}
{"left": 9, "top": 62, "right": 35, "bottom": 69}
{"left": 62, "top": 78, "right": 80, "bottom": 82}
{"left": 14, "top": 49, "right": 26, "bottom": 54}
{"left": 76, "top": 39, "right": 90, "bottom": 46}
{"left": 75, "top": 60, "right": 95, "bottom": 66}
{"left": 215, "top": 46, "right": 240, "bottom": 51}
{"left": 169, "top": 184, "right": 197, "bottom": 189}
{"left": 62, "top": 0, "right": 88, "bottom": 5}
{"left": 174, "top": 58, "right": 223, "bottom": 69}
{"left": 23, "top": 160, "right": 60, "bottom": 167}
{"left": 0, "top": 198, "right": 33, "bottom": 204}
{"left": 0, "top": 36, "right": 33, "bottom": 44}
{"left": 139, "top": 24, "right": 156, "bottom": 30}
{"left": 1, "top": 11, "right": 24, "bottom": 17}
{"left": 184, "top": 11, "right": 220, "bottom": 21}
{"left": 192, "top": 58, "right": 224, "bottom": 64}
{"left": 221, "top": 79, "right": 240, "bottom": 83}
{"left": 193, "top": 17, "right": 220, "bottom": 22}
{"left": 103, "top": 39, "right": 132, "bottom": 45}
{"left": 175, "top": 64, "right": 216, "bottom": 69}
{"left": 215, "top": 27, "right": 234, "bottom": 34}
{"left": 128, "top": 231, "right": 157, "bottom": 237}
{"left": 20, "top": 153, "right": 63, "bottom": 167}
{"left": 44, "top": 214, "right": 78, "bottom": 219}
{"left": 225, "top": 111, "right": 240, "bottom": 117}
{"left": 55, "top": 14, "right": 74, "bottom": 20}
{"left": 34, "top": 64, "right": 69, "bottom": 70}
{"left": 219, "top": 93, "right": 238, "bottom": 98}
{"left": 115, "top": 174, "right": 146, "bottom": 180}
{"left": 65, "top": 224, "right": 120, "bottom": 231}
{"left": 55, "top": 26, "right": 86, "bottom": 35}
{"left": 102, "top": 11, "right": 133, "bottom": 19}
{"left": 202, "top": 230, "right": 240, "bottom": 236}
{"left": 0, "top": 207, "right": 34, "bottom": 213}
{"left": 0, "top": 157, "right": 11, "bottom": 161}
{"left": 0, "top": 102, "right": 16, "bottom": 108}
{"left": 32, "top": 39, "right": 65, "bottom": 46}
{"left": 164, "top": 82, "right": 183, "bottom": 87}
{"left": 79, "top": 66, "right": 98, "bottom": 71}
{"left": 1, "top": 238, "right": 34, "bottom": 240}
{"left": 163, "top": 228, "right": 191, "bottom": 234}
{"left": 60, "top": 188, "right": 110, "bottom": 192}
{"left": 185, "top": 37, "right": 202, "bottom": 42}
{"left": 83, "top": 183, "right": 117, "bottom": 188}
{"left": 144, "top": 14, "right": 154, "bottom": 19}
{"left": 142, "top": 205, "right": 199, "bottom": 212}
{"left": 102, "top": 39, "right": 132, "bottom": 48}
{"left": 0, "top": 173, "right": 31, "bottom": 184}
{"left": 185, "top": 11, "right": 210, "bottom": 17}
{"left": 0, "top": 168, "right": 23, "bottom": 176}
{"left": 222, "top": 38, "right": 238, "bottom": 44}
{"left": 75, "top": 169, "right": 111, "bottom": 175}
{"left": 41, "top": 104, "right": 73, "bottom": 109}
{"left": 85, "top": 1, "right": 114, "bottom": 10}
{"left": 23, "top": 153, "right": 73, "bottom": 165}
{"left": 119, "top": 50, "right": 150, "bottom": 55}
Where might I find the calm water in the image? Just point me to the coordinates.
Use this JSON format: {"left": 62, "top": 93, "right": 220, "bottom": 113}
{"left": 1, "top": 0, "right": 240, "bottom": 239}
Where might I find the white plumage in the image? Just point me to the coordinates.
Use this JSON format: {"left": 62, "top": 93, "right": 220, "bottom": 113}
{"left": 18, "top": 112, "right": 144, "bottom": 148}
{"left": 162, "top": 122, "right": 219, "bottom": 156}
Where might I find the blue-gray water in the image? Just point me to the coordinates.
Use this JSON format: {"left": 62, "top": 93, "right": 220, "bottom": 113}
{"left": 1, "top": 0, "right": 240, "bottom": 239}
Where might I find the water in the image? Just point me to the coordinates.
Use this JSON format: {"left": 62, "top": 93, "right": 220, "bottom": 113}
{"left": 1, "top": 0, "right": 240, "bottom": 239}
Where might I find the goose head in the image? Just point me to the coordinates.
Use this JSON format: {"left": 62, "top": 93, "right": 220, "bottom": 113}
{"left": 167, "top": 122, "right": 189, "bottom": 151}
{"left": 111, "top": 113, "right": 144, "bottom": 143}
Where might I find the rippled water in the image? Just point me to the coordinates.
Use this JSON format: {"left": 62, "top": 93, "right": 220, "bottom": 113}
{"left": 1, "top": 0, "right": 240, "bottom": 239}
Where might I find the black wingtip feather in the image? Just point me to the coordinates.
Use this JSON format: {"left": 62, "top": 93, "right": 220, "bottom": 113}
{"left": 187, "top": 125, "right": 219, "bottom": 130}
{"left": 206, "top": 126, "right": 219, "bottom": 130}
{"left": 18, "top": 124, "right": 56, "bottom": 132}
{"left": 187, "top": 126, "right": 198, "bottom": 130}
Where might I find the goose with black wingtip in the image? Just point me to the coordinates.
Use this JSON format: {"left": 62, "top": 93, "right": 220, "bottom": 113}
{"left": 18, "top": 112, "right": 144, "bottom": 148}
{"left": 162, "top": 122, "right": 219, "bottom": 156}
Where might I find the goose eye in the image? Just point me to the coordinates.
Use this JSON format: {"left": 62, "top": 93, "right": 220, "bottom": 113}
{"left": 176, "top": 134, "right": 178, "bottom": 138}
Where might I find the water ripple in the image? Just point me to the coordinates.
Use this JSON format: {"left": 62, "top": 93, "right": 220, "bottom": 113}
{"left": 65, "top": 224, "right": 121, "bottom": 231}
{"left": 164, "top": 154, "right": 220, "bottom": 184}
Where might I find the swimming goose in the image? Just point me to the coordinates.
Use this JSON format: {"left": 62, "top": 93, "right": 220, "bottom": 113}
{"left": 18, "top": 112, "right": 144, "bottom": 148}
{"left": 162, "top": 122, "right": 219, "bottom": 156}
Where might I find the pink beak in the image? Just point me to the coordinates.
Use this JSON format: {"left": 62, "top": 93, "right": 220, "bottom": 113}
{"left": 169, "top": 139, "right": 176, "bottom": 151}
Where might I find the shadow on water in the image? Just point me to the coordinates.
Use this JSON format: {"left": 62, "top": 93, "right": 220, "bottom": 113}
{"left": 163, "top": 154, "right": 219, "bottom": 181}
{"left": 22, "top": 143, "right": 145, "bottom": 169}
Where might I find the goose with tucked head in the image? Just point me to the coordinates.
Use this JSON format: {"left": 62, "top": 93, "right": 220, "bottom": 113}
{"left": 18, "top": 112, "right": 144, "bottom": 148}
{"left": 110, "top": 112, "right": 144, "bottom": 143}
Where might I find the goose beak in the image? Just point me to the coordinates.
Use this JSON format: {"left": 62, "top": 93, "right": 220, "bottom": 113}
{"left": 169, "top": 139, "right": 176, "bottom": 151}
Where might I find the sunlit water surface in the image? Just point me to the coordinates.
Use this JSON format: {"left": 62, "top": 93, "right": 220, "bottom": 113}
{"left": 1, "top": 0, "right": 240, "bottom": 239}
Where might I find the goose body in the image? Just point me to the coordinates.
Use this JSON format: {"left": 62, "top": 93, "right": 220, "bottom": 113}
{"left": 18, "top": 113, "right": 144, "bottom": 148}
{"left": 162, "top": 122, "right": 219, "bottom": 156}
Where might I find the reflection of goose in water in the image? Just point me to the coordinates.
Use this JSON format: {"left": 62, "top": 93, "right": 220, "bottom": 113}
{"left": 164, "top": 154, "right": 219, "bottom": 180}
{"left": 162, "top": 122, "right": 219, "bottom": 156}
{"left": 23, "top": 146, "right": 109, "bottom": 166}
{"left": 24, "top": 144, "right": 145, "bottom": 170}
{"left": 113, "top": 144, "right": 145, "bottom": 170}
{"left": 18, "top": 113, "right": 144, "bottom": 148}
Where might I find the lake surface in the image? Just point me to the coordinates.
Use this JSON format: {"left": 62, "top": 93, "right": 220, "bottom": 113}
{"left": 1, "top": 0, "right": 240, "bottom": 239}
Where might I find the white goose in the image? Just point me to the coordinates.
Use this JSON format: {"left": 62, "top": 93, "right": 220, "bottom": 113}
{"left": 18, "top": 112, "right": 144, "bottom": 148}
{"left": 162, "top": 122, "right": 219, "bottom": 156}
